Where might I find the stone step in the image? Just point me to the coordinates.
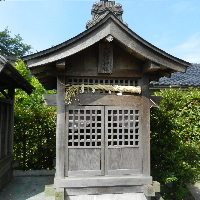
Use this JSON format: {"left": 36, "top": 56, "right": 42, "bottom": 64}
{"left": 45, "top": 184, "right": 55, "bottom": 197}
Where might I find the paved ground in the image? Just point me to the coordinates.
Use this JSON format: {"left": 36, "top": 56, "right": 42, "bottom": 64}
{"left": 187, "top": 183, "right": 200, "bottom": 200}
{"left": 0, "top": 171, "right": 199, "bottom": 200}
{"left": 0, "top": 173, "right": 54, "bottom": 200}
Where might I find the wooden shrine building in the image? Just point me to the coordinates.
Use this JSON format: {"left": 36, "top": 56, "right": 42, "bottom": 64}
{"left": 0, "top": 55, "right": 34, "bottom": 190}
{"left": 22, "top": 1, "right": 190, "bottom": 199}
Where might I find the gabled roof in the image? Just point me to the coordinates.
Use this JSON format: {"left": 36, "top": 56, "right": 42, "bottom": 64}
{"left": 0, "top": 55, "right": 34, "bottom": 95}
{"left": 23, "top": 13, "right": 190, "bottom": 70}
{"left": 22, "top": 12, "right": 191, "bottom": 90}
{"left": 151, "top": 64, "right": 200, "bottom": 88}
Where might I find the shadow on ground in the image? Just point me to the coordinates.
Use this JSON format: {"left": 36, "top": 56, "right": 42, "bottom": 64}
{"left": 0, "top": 176, "right": 54, "bottom": 200}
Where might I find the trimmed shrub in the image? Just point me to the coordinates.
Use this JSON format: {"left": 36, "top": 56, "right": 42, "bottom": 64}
{"left": 151, "top": 88, "right": 200, "bottom": 199}
{"left": 14, "top": 60, "right": 56, "bottom": 170}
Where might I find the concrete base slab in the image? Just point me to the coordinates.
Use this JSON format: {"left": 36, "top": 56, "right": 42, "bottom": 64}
{"left": 66, "top": 193, "right": 149, "bottom": 200}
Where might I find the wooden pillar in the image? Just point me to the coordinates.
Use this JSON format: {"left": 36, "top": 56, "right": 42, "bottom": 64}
{"left": 141, "top": 75, "right": 150, "bottom": 176}
{"left": 56, "top": 76, "right": 66, "bottom": 179}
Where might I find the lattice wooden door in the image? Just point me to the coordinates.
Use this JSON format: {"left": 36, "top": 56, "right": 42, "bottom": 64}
{"left": 105, "top": 106, "right": 142, "bottom": 175}
{"left": 67, "top": 105, "right": 142, "bottom": 177}
{"left": 67, "top": 106, "right": 105, "bottom": 177}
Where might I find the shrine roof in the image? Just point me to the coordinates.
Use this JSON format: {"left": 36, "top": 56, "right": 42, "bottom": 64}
{"left": 22, "top": 12, "right": 190, "bottom": 72}
{"left": 21, "top": 7, "right": 192, "bottom": 91}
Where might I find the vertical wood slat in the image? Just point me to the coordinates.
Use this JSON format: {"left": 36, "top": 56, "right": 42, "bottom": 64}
{"left": 8, "top": 88, "right": 15, "bottom": 154}
{"left": 141, "top": 75, "right": 150, "bottom": 176}
{"left": 4, "top": 103, "right": 9, "bottom": 156}
{"left": 56, "top": 76, "right": 66, "bottom": 178}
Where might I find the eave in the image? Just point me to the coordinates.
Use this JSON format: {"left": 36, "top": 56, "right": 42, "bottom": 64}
{"left": 0, "top": 55, "right": 34, "bottom": 95}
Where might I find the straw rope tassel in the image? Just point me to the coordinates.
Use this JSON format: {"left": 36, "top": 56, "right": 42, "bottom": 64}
{"left": 63, "top": 84, "right": 141, "bottom": 104}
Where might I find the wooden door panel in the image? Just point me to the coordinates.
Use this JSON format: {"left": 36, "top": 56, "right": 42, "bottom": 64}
{"left": 105, "top": 106, "right": 142, "bottom": 175}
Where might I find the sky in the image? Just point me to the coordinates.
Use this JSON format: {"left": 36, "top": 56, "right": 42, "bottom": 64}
{"left": 0, "top": 0, "right": 200, "bottom": 64}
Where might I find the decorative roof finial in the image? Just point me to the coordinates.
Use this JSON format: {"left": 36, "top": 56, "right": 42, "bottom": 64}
{"left": 86, "top": 1, "right": 128, "bottom": 29}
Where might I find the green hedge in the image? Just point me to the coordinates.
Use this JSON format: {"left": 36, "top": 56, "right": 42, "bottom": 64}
{"left": 151, "top": 88, "right": 200, "bottom": 199}
{"left": 13, "top": 60, "right": 56, "bottom": 170}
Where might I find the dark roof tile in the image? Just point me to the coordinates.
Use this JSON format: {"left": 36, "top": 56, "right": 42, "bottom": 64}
{"left": 151, "top": 64, "right": 200, "bottom": 87}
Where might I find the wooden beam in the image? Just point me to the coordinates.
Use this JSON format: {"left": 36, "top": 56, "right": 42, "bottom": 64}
{"left": 56, "top": 59, "right": 65, "bottom": 71}
{"left": 0, "top": 89, "right": 11, "bottom": 99}
{"left": 142, "top": 61, "right": 160, "bottom": 73}
{"left": 43, "top": 94, "right": 143, "bottom": 107}
{"left": 159, "top": 71, "right": 170, "bottom": 78}
{"left": 43, "top": 94, "right": 57, "bottom": 106}
{"left": 149, "top": 96, "right": 162, "bottom": 108}
{"left": 31, "top": 66, "right": 46, "bottom": 74}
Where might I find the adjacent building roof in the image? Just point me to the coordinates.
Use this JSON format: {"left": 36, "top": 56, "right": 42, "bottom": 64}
{"left": 151, "top": 64, "right": 200, "bottom": 88}
{"left": 0, "top": 55, "right": 34, "bottom": 94}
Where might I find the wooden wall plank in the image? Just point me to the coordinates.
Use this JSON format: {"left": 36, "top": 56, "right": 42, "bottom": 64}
{"left": 107, "top": 148, "right": 140, "bottom": 170}
{"left": 4, "top": 103, "right": 9, "bottom": 156}
{"left": 68, "top": 170, "right": 102, "bottom": 177}
{"left": 58, "top": 69, "right": 142, "bottom": 77}
{"left": 8, "top": 88, "right": 14, "bottom": 154}
{"left": 69, "top": 149, "right": 101, "bottom": 171}
{"left": 0, "top": 98, "right": 12, "bottom": 104}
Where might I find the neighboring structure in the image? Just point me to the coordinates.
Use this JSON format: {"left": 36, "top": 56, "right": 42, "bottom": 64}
{"left": 0, "top": 55, "right": 34, "bottom": 190}
{"left": 22, "top": 1, "right": 190, "bottom": 199}
{"left": 151, "top": 64, "right": 200, "bottom": 89}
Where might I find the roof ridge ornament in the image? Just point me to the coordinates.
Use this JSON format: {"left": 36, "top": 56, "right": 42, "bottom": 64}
{"left": 86, "top": 1, "right": 128, "bottom": 29}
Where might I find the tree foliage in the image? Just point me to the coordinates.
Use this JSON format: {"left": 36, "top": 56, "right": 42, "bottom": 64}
{"left": 0, "top": 28, "right": 32, "bottom": 57}
{"left": 151, "top": 88, "right": 200, "bottom": 200}
{"left": 13, "top": 60, "right": 56, "bottom": 170}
